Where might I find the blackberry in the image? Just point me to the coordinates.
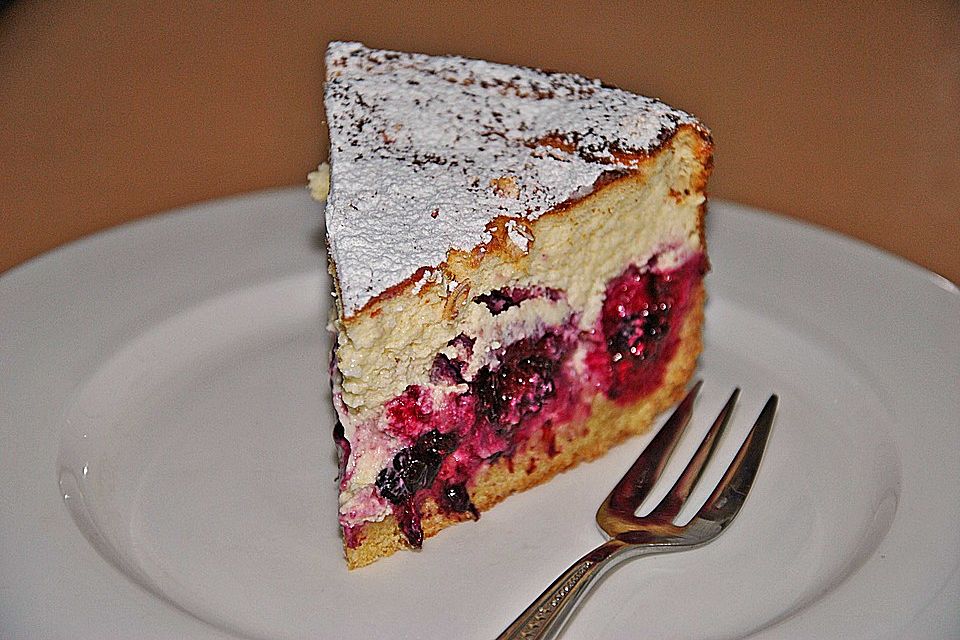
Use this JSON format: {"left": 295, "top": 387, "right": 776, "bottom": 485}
{"left": 429, "top": 352, "right": 466, "bottom": 385}
{"left": 475, "top": 347, "right": 557, "bottom": 427}
{"left": 376, "top": 467, "right": 409, "bottom": 504}
{"left": 441, "top": 482, "right": 480, "bottom": 519}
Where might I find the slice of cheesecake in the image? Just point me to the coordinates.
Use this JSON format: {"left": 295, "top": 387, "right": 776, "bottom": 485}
{"left": 317, "top": 42, "right": 712, "bottom": 568}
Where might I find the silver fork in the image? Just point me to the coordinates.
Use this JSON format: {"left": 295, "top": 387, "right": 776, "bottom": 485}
{"left": 497, "top": 381, "right": 779, "bottom": 640}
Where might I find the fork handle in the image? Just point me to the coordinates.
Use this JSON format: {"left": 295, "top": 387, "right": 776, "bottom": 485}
{"left": 496, "top": 538, "right": 632, "bottom": 640}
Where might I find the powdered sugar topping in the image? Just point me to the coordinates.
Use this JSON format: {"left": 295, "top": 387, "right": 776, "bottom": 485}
{"left": 324, "top": 41, "right": 703, "bottom": 316}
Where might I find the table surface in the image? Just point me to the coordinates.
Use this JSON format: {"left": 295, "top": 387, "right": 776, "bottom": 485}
{"left": 2, "top": 1, "right": 958, "bottom": 284}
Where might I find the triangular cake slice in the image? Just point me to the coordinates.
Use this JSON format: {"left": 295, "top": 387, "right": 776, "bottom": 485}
{"left": 317, "top": 42, "right": 712, "bottom": 568}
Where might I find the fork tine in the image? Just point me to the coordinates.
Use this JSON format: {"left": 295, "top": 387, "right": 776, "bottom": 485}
{"left": 690, "top": 393, "right": 778, "bottom": 535}
{"left": 600, "top": 381, "right": 702, "bottom": 517}
{"left": 647, "top": 388, "right": 740, "bottom": 521}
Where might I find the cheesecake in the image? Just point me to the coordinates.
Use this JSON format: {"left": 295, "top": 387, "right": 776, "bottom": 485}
{"left": 315, "top": 42, "right": 712, "bottom": 568}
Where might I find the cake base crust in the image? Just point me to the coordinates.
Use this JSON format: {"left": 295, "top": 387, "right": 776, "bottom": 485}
{"left": 343, "top": 284, "right": 705, "bottom": 569}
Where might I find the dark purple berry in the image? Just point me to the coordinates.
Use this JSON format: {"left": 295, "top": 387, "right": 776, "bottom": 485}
{"left": 333, "top": 421, "right": 351, "bottom": 482}
{"left": 395, "top": 501, "right": 424, "bottom": 548}
{"left": 429, "top": 353, "right": 466, "bottom": 385}
{"left": 474, "top": 289, "right": 517, "bottom": 315}
{"left": 474, "top": 286, "right": 564, "bottom": 316}
{"left": 416, "top": 428, "right": 458, "bottom": 457}
{"left": 420, "top": 450, "right": 443, "bottom": 487}
{"left": 474, "top": 344, "right": 557, "bottom": 427}
{"left": 607, "top": 305, "right": 670, "bottom": 363}
{"left": 375, "top": 429, "right": 461, "bottom": 506}
{"left": 440, "top": 482, "right": 479, "bottom": 519}
{"left": 394, "top": 450, "right": 429, "bottom": 490}
{"left": 376, "top": 467, "right": 409, "bottom": 504}
{"left": 377, "top": 428, "right": 462, "bottom": 549}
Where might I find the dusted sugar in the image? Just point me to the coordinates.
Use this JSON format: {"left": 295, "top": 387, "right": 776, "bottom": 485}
{"left": 323, "top": 41, "right": 704, "bottom": 316}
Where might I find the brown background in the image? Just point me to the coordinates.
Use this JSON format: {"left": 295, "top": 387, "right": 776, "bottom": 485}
{"left": 1, "top": 1, "right": 958, "bottom": 283}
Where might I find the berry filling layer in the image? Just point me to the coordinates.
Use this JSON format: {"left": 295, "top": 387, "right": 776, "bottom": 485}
{"left": 335, "top": 250, "right": 705, "bottom": 549}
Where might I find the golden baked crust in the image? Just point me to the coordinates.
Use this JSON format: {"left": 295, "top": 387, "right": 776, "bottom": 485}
{"left": 344, "top": 284, "right": 704, "bottom": 569}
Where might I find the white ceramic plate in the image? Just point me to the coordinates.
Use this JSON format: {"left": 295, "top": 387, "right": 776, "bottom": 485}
{"left": 1, "top": 188, "right": 957, "bottom": 639}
